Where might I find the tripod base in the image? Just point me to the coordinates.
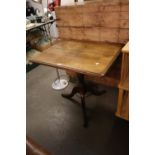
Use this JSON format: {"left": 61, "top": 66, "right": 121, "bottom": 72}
{"left": 52, "top": 79, "right": 68, "bottom": 90}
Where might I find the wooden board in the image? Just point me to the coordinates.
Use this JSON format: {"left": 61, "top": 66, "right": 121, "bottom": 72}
{"left": 30, "top": 40, "right": 123, "bottom": 77}
{"left": 116, "top": 88, "right": 129, "bottom": 120}
{"left": 122, "top": 41, "right": 129, "bottom": 53}
{"left": 115, "top": 41, "right": 129, "bottom": 120}
{"left": 66, "top": 53, "right": 122, "bottom": 87}
{"left": 119, "top": 76, "right": 129, "bottom": 90}
{"left": 84, "top": 27, "right": 100, "bottom": 42}
{"left": 100, "top": 28, "right": 119, "bottom": 43}
{"left": 55, "top": 1, "right": 129, "bottom": 44}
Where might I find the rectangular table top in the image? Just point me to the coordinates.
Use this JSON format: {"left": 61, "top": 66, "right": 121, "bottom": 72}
{"left": 30, "top": 40, "right": 123, "bottom": 77}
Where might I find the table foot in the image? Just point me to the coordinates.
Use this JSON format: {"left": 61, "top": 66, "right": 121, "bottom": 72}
{"left": 62, "top": 88, "right": 88, "bottom": 128}
{"left": 61, "top": 73, "right": 105, "bottom": 127}
{"left": 81, "top": 95, "right": 88, "bottom": 128}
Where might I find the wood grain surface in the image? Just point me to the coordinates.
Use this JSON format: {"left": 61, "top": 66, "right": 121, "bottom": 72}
{"left": 119, "top": 76, "right": 129, "bottom": 90}
{"left": 116, "top": 41, "right": 129, "bottom": 120}
{"left": 30, "top": 40, "right": 123, "bottom": 76}
{"left": 55, "top": 1, "right": 129, "bottom": 43}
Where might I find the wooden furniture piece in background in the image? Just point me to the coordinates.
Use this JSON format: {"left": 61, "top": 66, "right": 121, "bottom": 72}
{"left": 26, "top": 20, "right": 56, "bottom": 72}
{"left": 116, "top": 41, "right": 129, "bottom": 120}
{"left": 26, "top": 19, "right": 55, "bottom": 44}
{"left": 30, "top": 39, "right": 123, "bottom": 126}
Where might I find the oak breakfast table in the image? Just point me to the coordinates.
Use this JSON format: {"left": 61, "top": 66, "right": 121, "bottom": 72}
{"left": 30, "top": 39, "right": 123, "bottom": 127}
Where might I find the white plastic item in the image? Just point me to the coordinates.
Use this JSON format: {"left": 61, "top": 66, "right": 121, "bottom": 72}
{"left": 52, "top": 69, "right": 69, "bottom": 90}
{"left": 52, "top": 79, "right": 68, "bottom": 90}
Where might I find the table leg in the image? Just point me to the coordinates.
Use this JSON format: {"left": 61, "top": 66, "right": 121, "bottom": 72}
{"left": 62, "top": 73, "right": 106, "bottom": 127}
{"left": 62, "top": 73, "right": 88, "bottom": 127}
{"left": 81, "top": 94, "right": 88, "bottom": 127}
{"left": 47, "top": 23, "right": 52, "bottom": 43}
{"left": 62, "top": 73, "right": 86, "bottom": 98}
{"left": 43, "top": 25, "right": 49, "bottom": 40}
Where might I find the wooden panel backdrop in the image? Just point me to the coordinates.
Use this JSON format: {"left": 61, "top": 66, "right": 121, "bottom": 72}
{"left": 55, "top": 0, "right": 129, "bottom": 44}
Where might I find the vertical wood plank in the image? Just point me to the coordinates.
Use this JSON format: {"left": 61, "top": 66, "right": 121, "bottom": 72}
{"left": 55, "top": 1, "right": 129, "bottom": 43}
{"left": 124, "top": 92, "right": 129, "bottom": 119}
{"left": 116, "top": 89, "right": 124, "bottom": 115}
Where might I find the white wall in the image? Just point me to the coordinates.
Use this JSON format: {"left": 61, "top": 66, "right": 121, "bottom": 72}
{"left": 61, "top": 0, "right": 75, "bottom": 6}
{"left": 61, "top": 0, "right": 84, "bottom": 6}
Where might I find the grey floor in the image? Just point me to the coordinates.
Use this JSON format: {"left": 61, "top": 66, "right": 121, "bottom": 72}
{"left": 26, "top": 65, "right": 129, "bottom": 155}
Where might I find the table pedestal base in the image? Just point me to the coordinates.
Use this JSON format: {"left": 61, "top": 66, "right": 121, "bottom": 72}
{"left": 62, "top": 73, "right": 106, "bottom": 127}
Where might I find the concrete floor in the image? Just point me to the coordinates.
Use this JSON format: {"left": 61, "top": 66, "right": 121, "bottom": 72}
{"left": 26, "top": 65, "right": 129, "bottom": 155}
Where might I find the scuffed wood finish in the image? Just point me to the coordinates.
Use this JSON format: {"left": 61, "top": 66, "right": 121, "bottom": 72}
{"left": 116, "top": 88, "right": 129, "bottom": 120}
{"left": 84, "top": 27, "right": 100, "bottom": 42}
{"left": 30, "top": 40, "right": 123, "bottom": 76}
{"left": 100, "top": 28, "right": 119, "bottom": 43}
{"left": 67, "top": 54, "right": 122, "bottom": 87}
{"left": 120, "top": 42, "right": 129, "bottom": 88}
{"left": 118, "top": 29, "right": 129, "bottom": 44}
{"left": 55, "top": 0, "right": 129, "bottom": 44}
{"left": 71, "top": 28, "right": 85, "bottom": 40}
{"left": 120, "top": 52, "right": 129, "bottom": 84}
{"left": 116, "top": 41, "right": 129, "bottom": 120}
{"left": 119, "top": 76, "right": 129, "bottom": 91}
